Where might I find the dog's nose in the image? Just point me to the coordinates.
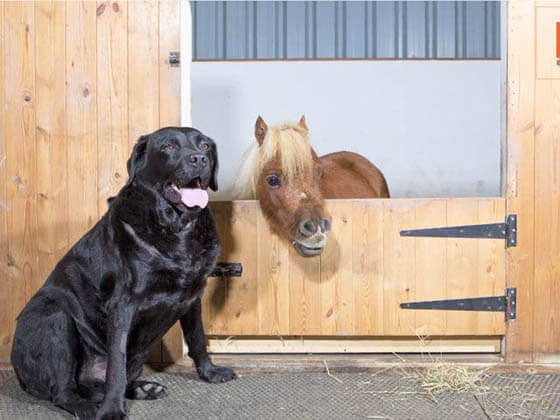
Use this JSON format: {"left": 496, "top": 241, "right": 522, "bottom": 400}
{"left": 189, "top": 154, "right": 208, "bottom": 168}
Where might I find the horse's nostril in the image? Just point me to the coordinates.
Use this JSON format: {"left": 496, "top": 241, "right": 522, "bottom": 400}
{"left": 322, "top": 218, "right": 332, "bottom": 232}
{"left": 299, "top": 219, "right": 317, "bottom": 237}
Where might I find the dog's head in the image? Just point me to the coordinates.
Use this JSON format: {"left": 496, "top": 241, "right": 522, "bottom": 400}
{"left": 126, "top": 127, "right": 218, "bottom": 214}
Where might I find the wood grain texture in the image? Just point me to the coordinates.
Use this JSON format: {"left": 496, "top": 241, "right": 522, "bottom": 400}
{"left": 66, "top": 0, "right": 98, "bottom": 245}
{"left": 352, "top": 200, "right": 383, "bottom": 335}
{"left": 0, "top": 1, "right": 9, "bottom": 360}
{"left": 35, "top": 1, "right": 68, "bottom": 286}
{"left": 4, "top": 2, "right": 37, "bottom": 359}
{"left": 534, "top": 79, "right": 560, "bottom": 359}
{"left": 205, "top": 199, "right": 506, "bottom": 339}
{"left": 414, "top": 199, "right": 447, "bottom": 336}
{"left": 506, "top": 0, "right": 536, "bottom": 363}
{"left": 383, "top": 200, "right": 415, "bottom": 335}
{"left": 157, "top": 0, "right": 184, "bottom": 364}
{"left": 97, "top": 0, "right": 128, "bottom": 215}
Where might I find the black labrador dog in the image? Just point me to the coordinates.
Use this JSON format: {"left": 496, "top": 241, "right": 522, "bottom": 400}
{"left": 10, "top": 127, "right": 235, "bottom": 419}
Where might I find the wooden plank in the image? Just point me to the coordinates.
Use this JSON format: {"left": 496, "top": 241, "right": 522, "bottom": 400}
{"left": 0, "top": 1, "right": 9, "bottom": 361}
{"left": 4, "top": 2, "right": 37, "bottom": 361}
{"left": 414, "top": 199, "right": 447, "bottom": 336}
{"left": 96, "top": 0, "right": 128, "bottom": 215}
{"left": 219, "top": 201, "right": 258, "bottom": 335}
{"left": 35, "top": 1, "right": 68, "bottom": 290}
{"left": 534, "top": 80, "right": 560, "bottom": 360}
{"left": 536, "top": 7, "right": 560, "bottom": 79}
{"left": 158, "top": 0, "right": 184, "bottom": 363}
{"left": 320, "top": 200, "right": 354, "bottom": 335}
{"left": 352, "top": 200, "right": 384, "bottom": 335}
{"left": 207, "top": 337, "right": 501, "bottom": 354}
{"left": 128, "top": 0, "right": 160, "bottom": 362}
{"left": 477, "top": 198, "right": 506, "bottom": 335}
{"left": 128, "top": 0, "right": 159, "bottom": 145}
{"left": 289, "top": 232, "right": 322, "bottom": 335}
{"left": 445, "top": 199, "right": 479, "bottom": 335}
{"left": 383, "top": 200, "right": 415, "bottom": 335}
{"left": 66, "top": 0, "right": 97, "bottom": 245}
{"left": 256, "top": 207, "right": 290, "bottom": 335}
{"left": 506, "top": 0, "right": 535, "bottom": 362}
{"left": 203, "top": 202, "right": 231, "bottom": 334}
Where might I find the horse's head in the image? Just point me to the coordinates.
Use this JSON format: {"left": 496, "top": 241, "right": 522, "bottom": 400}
{"left": 247, "top": 116, "right": 332, "bottom": 257}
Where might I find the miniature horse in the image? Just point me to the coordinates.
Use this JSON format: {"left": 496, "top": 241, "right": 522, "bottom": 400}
{"left": 233, "top": 116, "right": 389, "bottom": 256}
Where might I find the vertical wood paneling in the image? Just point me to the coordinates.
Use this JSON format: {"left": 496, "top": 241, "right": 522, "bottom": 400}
{"left": 0, "top": 2, "right": 9, "bottom": 360}
{"left": 414, "top": 200, "right": 446, "bottom": 336}
{"left": 0, "top": 0, "right": 185, "bottom": 364}
{"left": 534, "top": 80, "right": 560, "bottom": 358}
{"left": 506, "top": 0, "right": 535, "bottom": 363}
{"left": 127, "top": 0, "right": 160, "bottom": 361}
{"left": 221, "top": 202, "right": 258, "bottom": 334}
{"left": 383, "top": 200, "right": 415, "bottom": 335}
{"left": 128, "top": 0, "right": 159, "bottom": 145}
{"left": 97, "top": 0, "right": 128, "bottom": 215}
{"left": 289, "top": 242, "right": 321, "bottom": 334}
{"left": 321, "top": 201, "right": 353, "bottom": 335}
{"left": 477, "top": 199, "right": 505, "bottom": 335}
{"left": 445, "top": 199, "right": 479, "bottom": 334}
{"left": 66, "top": 1, "right": 97, "bottom": 244}
{"left": 35, "top": 1, "right": 68, "bottom": 285}
{"left": 352, "top": 200, "right": 384, "bottom": 335}
{"left": 4, "top": 2, "right": 37, "bottom": 355}
{"left": 204, "top": 199, "right": 506, "bottom": 338}
{"left": 159, "top": 0, "right": 183, "bottom": 364}
{"left": 256, "top": 209, "right": 290, "bottom": 335}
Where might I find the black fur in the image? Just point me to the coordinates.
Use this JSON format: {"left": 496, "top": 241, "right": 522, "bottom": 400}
{"left": 10, "top": 127, "right": 235, "bottom": 420}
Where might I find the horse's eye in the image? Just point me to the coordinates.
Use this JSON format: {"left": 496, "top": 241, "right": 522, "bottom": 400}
{"left": 161, "top": 144, "right": 177, "bottom": 152}
{"left": 266, "top": 175, "right": 281, "bottom": 187}
{"left": 200, "top": 142, "right": 210, "bottom": 151}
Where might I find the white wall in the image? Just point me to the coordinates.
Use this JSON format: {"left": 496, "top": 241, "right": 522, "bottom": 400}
{"left": 191, "top": 61, "right": 503, "bottom": 200}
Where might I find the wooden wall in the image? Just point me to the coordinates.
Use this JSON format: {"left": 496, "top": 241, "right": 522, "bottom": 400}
{"left": 506, "top": 1, "right": 560, "bottom": 363}
{"left": 0, "top": 0, "right": 181, "bottom": 363}
{"left": 205, "top": 198, "right": 506, "bottom": 337}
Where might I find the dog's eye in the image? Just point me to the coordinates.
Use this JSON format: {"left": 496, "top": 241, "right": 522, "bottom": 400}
{"left": 200, "top": 142, "right": 210, "bottom": 151}
{"left": 161, "top": 144, "right": 177, "bottom": 152}
{"left": 266, "top": 175, "right": 281, "bottom": 187}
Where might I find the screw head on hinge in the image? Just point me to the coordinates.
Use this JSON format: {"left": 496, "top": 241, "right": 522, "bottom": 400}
{"left": 169, "top": 51, "right": 180, "bottom": 67}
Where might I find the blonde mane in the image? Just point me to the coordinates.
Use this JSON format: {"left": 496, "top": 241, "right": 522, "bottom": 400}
{"left": 232, "top": 121, "right": 314, "bottom": 199}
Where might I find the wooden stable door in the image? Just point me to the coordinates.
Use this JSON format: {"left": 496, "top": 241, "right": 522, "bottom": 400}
{"left": 201, "top": 198, "right": 508, "bottom": 351}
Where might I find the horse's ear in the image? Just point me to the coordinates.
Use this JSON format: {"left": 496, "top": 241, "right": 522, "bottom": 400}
{"left": 299, "top": 115, "right": 308, "bottom": 130}
{"left": 125, "top": 135, "right": 149, "bottom": 187}
{"left": 255, "top": 116, "right": 268, "bottom": 146}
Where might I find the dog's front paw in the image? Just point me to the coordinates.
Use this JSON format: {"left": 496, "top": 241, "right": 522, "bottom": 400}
{"left": 96, "top": 401, "right": 128, "bottom": 420}
{"left": 198, "top": 363, "right": 237, "bottom": 383}
{"left": 96, "top": 410, "right": 128, "bottom": 420}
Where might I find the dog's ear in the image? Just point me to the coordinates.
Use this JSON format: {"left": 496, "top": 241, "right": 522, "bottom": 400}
{"left": 209, "top": 143, "right": 219, "bottom": 191}
{"left": 125, "top": 135, "right": 149, "bottom": 187}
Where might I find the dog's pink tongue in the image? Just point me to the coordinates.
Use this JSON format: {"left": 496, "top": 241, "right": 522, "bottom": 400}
{"left": 179, "top": 188, "right": 209, "bottom": 208}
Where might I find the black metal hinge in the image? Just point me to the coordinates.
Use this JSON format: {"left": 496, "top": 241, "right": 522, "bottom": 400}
{"left": 400, "top": 287, "right": 517, "bottom": 320}
{"left": 400, "top": 214, "right": 517, "bottom": 247}
{"left": 210, "top": 262, "right": 243, "bottom": 277}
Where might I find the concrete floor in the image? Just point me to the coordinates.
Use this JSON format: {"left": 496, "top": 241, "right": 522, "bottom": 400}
{"left": 1, "top": 369, "right": 560, "bottom": 419}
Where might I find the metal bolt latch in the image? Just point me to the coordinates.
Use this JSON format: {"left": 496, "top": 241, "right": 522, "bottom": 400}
{"left": 169, "top": 51, "right": 180, "bottom": 67}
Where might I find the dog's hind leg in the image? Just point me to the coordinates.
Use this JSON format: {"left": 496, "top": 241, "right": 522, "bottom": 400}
{"left": 11, "top": 298, "right": 100, "bottom": 418}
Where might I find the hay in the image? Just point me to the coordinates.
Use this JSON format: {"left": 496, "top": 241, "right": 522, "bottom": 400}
{"left": 404, "top": 361, "right": 489, "bottom": 394}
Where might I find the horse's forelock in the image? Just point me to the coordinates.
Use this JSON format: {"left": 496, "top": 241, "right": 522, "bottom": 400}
{"left": 232, "top": 121, "right": 316, "bottom": 199}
